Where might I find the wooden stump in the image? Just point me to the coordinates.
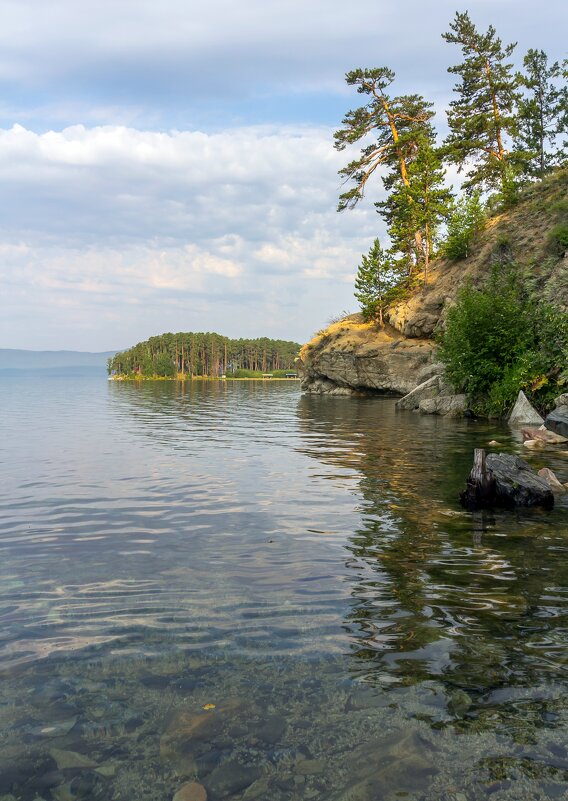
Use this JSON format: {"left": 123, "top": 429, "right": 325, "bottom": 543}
{"left": 459, "top": 448, "right": 496, "bottom": 510}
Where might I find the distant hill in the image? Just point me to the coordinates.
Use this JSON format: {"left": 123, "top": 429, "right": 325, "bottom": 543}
{"left": 0, "top": 349, "right": 116, "bottom": 370}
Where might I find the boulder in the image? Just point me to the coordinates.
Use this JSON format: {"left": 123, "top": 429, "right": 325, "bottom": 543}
{"left": 554, "top": 393, "right": 568, "bottom": 408}
{"left": 485, "top": 454, "right": 554, "bottom": 509}
{"left": 521, "top": 427, "right": 568, "bottom": 445}
{"left": 508, "top": 391, "right": 544, "bottom": 426}
{"left": 396, "top": 375, "right": 441, "bottom": 410}
{"left": 544, "top": 407, "right": 568, "bottom": 439}
{"left": 460, "top": 450, "right": 554, "bottom": 510}
{"left": 523, "top": 438, "right": 545, "bottom": 449}
{"left": 538, "top": 467, "right": 566, "bottom": 494}
{"left": 419, "top": 394, "right": 467, "bottom": 417}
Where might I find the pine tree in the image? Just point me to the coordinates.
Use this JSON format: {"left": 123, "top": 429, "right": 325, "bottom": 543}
{"left": 354, "top": 239, "right": 400, "bottom": 326}
{"left": 334, "top": 69, "right": 434, "bottom": 208}
{"left": 517, "top": 49, "right": 565, "bottom": 178}
{"left": 442, "top": 11, "right": 520, "bottom": 192}
{"left": 377, "top": 131, "right": 453, "bottom": 279}
{"left": 334, "top": 69, "right": 435, "bottom": 257}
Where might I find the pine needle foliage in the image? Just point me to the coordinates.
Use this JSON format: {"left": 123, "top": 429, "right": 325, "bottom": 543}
{"left": 442, "top": 11, "right": 520, "bottom": 192}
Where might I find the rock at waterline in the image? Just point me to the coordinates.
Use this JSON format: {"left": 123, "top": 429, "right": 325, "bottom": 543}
{"left": 508, "top": 390, "right": 544, "bottom": 426}
{"left": 460, "top": 450, "right": 554, "bottom": 510}
{"left": 538, "top": 468, "right": 567, "bottom": 494}
{"left": 521, "top": 427, "right": 568, "bottom": 445}
{"left": 544, "top": 407, "right": 568, "bottom": 439}
{"left": 419, "top": 394, "right": 467, "bottom": 417}
{"left": 523, "top": 438, "right": 546, "bottom": 450}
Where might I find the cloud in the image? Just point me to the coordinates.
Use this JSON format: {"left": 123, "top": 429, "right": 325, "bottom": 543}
{"left": 0, "top": 123, "right": 383, "bottom": 348}
{"left": 0, "top": 0, "right": 565, "bottom": 129}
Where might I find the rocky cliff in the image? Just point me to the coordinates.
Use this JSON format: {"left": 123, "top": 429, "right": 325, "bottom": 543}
{"left": 298, "top": 168, "right": 568, "bottom": 405}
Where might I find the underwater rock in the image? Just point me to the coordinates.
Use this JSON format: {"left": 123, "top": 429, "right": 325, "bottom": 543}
{"left": 173, "top": 781, "right": 207, "bottom": 801}
{"left": 256, "top": 715, "right": 287, "bottom": 745}
{"left": 48, "top": 749, "right": 97, "bottom": 770}
{"left": 205, "top": 760, "right": 263, "bottom": 798}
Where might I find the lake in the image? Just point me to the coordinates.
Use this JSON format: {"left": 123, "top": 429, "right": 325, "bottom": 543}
{"left": 0, "top": 373, "right": 567, "bottom": 801}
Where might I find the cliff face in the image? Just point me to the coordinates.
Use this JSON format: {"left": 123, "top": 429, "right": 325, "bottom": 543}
{"left": 298, "top": 319, "right": 438, "bottom": 395}
{"left": 299, "top": 169, "right": 568, "bottom": 397}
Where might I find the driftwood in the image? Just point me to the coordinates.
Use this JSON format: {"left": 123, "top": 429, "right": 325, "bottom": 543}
{"left": 460, "top": 450, "right": 554, "bottom": 511}
{"left": 460, "top": 449, "right": 495, "bottom": 511}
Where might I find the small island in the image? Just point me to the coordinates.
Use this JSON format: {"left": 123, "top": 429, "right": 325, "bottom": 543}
{"left": 107, "top": 333, "right": 301, "bottom": 380}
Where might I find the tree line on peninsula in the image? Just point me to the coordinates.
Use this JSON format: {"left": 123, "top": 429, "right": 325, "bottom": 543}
{"left": 107, "top": 332, "right": 300, "bottom": 378}
{"left": 340, "top": 10, "right": 568, "bottom": 323}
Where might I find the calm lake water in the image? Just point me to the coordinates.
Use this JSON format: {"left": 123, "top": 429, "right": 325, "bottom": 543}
{"left": 1, "top": 373, "right": 567, "bottom": 801}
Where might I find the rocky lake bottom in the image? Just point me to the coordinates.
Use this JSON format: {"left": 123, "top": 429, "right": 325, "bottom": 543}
{"left": 0, "top": 375, "right": 567, "bottom": 801}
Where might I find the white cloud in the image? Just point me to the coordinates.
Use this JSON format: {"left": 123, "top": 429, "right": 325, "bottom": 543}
{"left": 0, "top": 123, "right": 384, "bottom": 348}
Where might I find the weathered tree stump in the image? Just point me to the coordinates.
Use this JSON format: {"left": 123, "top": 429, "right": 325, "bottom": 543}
{"left": 460, "top": 449, "right": 495, "bottom": 511}
{"left": 460, "top": 450, "right": 554, "bottom": 511}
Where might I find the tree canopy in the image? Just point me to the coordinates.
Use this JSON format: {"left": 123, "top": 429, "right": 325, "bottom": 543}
{"left": 108, "top": 332, "right": 300, "bottom": 378}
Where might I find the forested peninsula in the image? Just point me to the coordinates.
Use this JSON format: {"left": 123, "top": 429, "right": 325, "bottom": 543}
{"left": 300, "top": 11, "right": 568, "bottom": 420}
{"left": 108, "top": 333, "right": 300, "bottom": 379}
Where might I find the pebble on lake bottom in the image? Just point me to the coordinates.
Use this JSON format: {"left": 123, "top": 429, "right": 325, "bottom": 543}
{"left": 173, "top": 781, "right": 207, "bottom": 801}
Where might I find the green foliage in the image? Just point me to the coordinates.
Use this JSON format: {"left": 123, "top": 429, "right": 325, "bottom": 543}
{"left": 439, "top": 269, "right": 568, "bottom": 415}
{"left": 516, "top": 49, "right": 566, "bottom": 179}
{"left": 354, "top": 239, "right": 402, "bottom": 324}
{"left": 334, "top": 69, "right": 434, "bottom": 212}
{"left": 377, "top": 134, "right": 453, "bottom": 273}
{"left": 444, "top": 192, "right": 486, "bottom": 260}
{"left": 108, "top": 333, "right": 300, "bottom": 378}
{"left": 443, "top": 11, "right": 519, "bottom": 192}
{"left": 548, "top": 222, "right": 568, "bottom": 254}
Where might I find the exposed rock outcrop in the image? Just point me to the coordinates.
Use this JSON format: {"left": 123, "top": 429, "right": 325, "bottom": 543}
{"left": 298, "top": 319, "right": 438, "bottom": 396}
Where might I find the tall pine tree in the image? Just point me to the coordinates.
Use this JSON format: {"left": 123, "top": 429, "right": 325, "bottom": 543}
{"left": 517, "top": 49, "right": 565, "bottom": 178}
{"left": 442, "top": 11, "right": 520, "bottom": 192}
{"left": 334, "top": 68, "right": 434, "bottom": 257}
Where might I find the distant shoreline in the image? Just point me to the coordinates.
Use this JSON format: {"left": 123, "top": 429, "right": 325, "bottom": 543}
{"left": 108, "top": 375, "right": 300, "bottom": 382}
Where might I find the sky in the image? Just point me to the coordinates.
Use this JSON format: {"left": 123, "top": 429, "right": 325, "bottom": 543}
{"left": 0, "top": 0, "right": 566, "bottom": 351}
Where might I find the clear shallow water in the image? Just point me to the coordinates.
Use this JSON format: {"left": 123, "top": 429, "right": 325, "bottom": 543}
{"left": 0, "top": 373, "right": 567, "bottom": 801}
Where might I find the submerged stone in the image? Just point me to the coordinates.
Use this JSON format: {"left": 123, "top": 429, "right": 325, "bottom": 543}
{"left": 205, "top": 760, "right": 262, "bottom": 798}
{"left": 48, "top": 749, "right": 97, "bottom": 771}
{"left": 173, "top": 781, "right": 207, "bottom": 801}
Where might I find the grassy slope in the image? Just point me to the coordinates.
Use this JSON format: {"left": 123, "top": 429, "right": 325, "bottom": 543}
{"left": 301, "top": 168, "right": 567, "bottom": 364}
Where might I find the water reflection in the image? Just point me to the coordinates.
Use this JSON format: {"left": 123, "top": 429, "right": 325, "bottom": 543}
{"left": 0, "top": 377, "right": 567, "bottom": 801}
{"left": 296, "top": 393, "right": 568, "bottom": 702}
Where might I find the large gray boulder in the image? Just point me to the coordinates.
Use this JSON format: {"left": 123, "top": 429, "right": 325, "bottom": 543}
{"left": 419, "top": 394, "right": 467, "bottom": 417}
{"left": 544, "top": 407, "right": 568, "bottom": 439}
{"left": 486, "top": 454, "right": 554, "bottom": 509}
{"left": 508, "top": 390, "right": 544, "bottom": 426}
{"left": 396, "top": 375, "right": 441, "bottom": 410}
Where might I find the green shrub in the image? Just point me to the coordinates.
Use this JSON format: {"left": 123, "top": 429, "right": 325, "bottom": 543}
{"left": 438, "top": 268, "right": 568, "bottom": 416}
{"left": 444, "top": 192, "right": 486, "bottom": 260}
{"left": 548, "top": 222, "right": 568, "bottom": 254}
